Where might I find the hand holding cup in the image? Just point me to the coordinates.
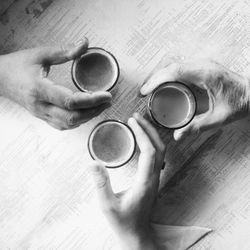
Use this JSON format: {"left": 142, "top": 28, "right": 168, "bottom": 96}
{"left": 0, "top": 38, "right": 112, "bottom": 130}
{"left": 141, "top": 59, "right": 250, "bottom": 140}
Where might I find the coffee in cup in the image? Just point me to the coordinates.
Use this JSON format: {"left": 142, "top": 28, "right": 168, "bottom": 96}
{"left": 72, "top": 47, "right": 119, "bottom": 92}
{"left": 88, "top": 120, "right": 136, "bottom": 168}
{"left": 148, "top": 82, "right": 196, "bottom": 129}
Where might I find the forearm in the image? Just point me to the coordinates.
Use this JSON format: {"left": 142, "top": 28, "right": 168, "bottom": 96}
{"left": 0, "top": 55, "right": 9, "bottom": 97}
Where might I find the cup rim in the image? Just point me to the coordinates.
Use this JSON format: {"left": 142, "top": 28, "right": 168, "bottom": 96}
{"left": 148, "top": 81, "right": 197, "bottom": 129}
{"left": 71, "top": 47, "right": 120, "bottom": 92}
{"left": 87, "top": 119, "right": 136, "bottom": 168}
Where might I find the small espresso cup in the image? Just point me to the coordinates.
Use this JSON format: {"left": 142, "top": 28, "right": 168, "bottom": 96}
{"left": 88, "top": 120, "right": 136, "bottom": 168}
{"left": 148, "top": 82, "right": 196, "bottom": 129}
{"left": 71, "top": 47, "right": 119, "bottom": 92}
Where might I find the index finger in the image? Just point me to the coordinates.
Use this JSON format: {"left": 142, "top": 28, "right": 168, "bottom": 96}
{"left": 38, "top": 78, "right": 112, "bottom": 109}
{"left": 128, "top": 117, "right": 156, "bottom": 184}
{"left": 36, "top": 37, "right": 89, "bottom": 65}
{"left": 140, "top": 61, "right": 207, "bottom": 96}
{"left": 133, "top": 113, "right": 165, "bottom": 173}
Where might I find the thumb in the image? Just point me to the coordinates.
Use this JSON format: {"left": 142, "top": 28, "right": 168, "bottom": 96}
{"left": 36, "top": 37, "right": 89, "bottom": 65}
{"left": 88, "top": 161, "right": 115, "bottom": 206}
{"left": 173, "top": 108, "right": 227, "bottom": 141}
{"left": 174, "top": 87, "right": 232, "bottom": 141}
{"left": 173, "top": 114, "right": 206, "bottom": 141}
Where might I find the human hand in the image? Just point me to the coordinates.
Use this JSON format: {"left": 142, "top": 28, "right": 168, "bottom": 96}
{"left": 89, "top": 113, "right": 165, "bottom": 250}
{"left": 140, "top": 59, "right": 250, "bottom": 140}
{"left": 0, "top": 38, "right": 112, "bottom": 130}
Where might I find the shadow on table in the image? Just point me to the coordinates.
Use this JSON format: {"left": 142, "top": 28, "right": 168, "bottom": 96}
{"left": 151, "top": 117, "right": 250, "bottom": 226}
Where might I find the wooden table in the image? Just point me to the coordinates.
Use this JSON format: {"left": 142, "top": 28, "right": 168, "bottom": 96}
{"left": 1, "top": 0, "right": 250, "bottom": 249}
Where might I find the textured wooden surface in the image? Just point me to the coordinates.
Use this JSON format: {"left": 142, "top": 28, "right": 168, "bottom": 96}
{"left": 1, "top": 0, "right": 250, "bottom": 249}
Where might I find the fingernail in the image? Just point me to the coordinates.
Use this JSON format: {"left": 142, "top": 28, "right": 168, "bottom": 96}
{"left": 137, "top": 88, "right": 145, "bottom": 98}
{"left": 173, "top": 132, "right": 180, "bottom": 141}
{"left": 128, "top": 117, "right": 136, "bottom": 126}
{"left": 74, "top": 39, "right": 84, "bottom": 47}
{"left": 173, "top": 130, "right": 184, "bottom": 141}
{"left": 140, "top": 85, "right": 147, "bottom": 96}
{"left": 105, "top": 92, "right": 112, "bottom": 98}
{"left": 133, "top": 112, "right": 140, "bottom": 120}
{"left": 74, "top": 37, "right": 89, "bottom": 47}
{"left": 96, "top": 91, "right": 112, "bottom": 97}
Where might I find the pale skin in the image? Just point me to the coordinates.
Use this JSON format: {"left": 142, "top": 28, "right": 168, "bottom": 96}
{"left": 0, "top": 38, "right": 112, "bottom": 130}
{"left": 1, "top": 42, "right": 250, "bottom": 249}
{"left": 90, "top": 113, "right": 165, "bottom": 250}
{"left": 140, "top": 59, "right": 250, "bottom": 140}
{"left": 90, "top": 61, "right": 250, "bottom": 250}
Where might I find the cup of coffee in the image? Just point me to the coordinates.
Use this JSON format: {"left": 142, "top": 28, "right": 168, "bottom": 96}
{"left": 148, "top": 82, "right": 196, "bottom": 129}
{"left": 88, "top": 120, "right": 136, "bottom": 168}
{"left": 71, "top": 47, "right": 119, "bottom": 92}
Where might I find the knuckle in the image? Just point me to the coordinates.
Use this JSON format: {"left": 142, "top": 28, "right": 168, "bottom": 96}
{"left": 101, "top": 202, "right": 118, "bottom": 215}
{"left": 66, "top": 113, "right": 78, "bottom": 127}
{"left": 27, "top": 86, "right": 39, "bottom": 102}
{"left": 190, "top": 124, "right": 200, "bottom": 134}
{"left": 27, "top": 99, "right": 39, "bottom": 114}
{"left": 96, "top": 175, "right": 108, "bottom": 189}
{"left": 60, "top": 44, "right": 68, "bottom": 54}
{"left": 64, "top": 97, "right": 74, "bottom": 110}
{"left": 60, "top": 43, "right": 71, "bottom": 60}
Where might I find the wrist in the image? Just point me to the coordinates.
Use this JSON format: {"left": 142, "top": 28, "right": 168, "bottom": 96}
{"left": 117, "top": 227, "right": 158, "bottom": 250}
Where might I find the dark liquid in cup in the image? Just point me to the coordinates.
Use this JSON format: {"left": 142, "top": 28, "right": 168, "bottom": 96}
{"left": 152, "top": 87, "right": 190, "bottom": 126}
{"left": 88, "top": 121, "right": 135, "bottom": 167}
{"left": 72, "top": 48, "right": 119, "bottom": 92}
{"left": 150, "top": 82, "right": 196, "bottom": 128}
{"left": 75, "top": 53, "right": 115, "bottom": 92}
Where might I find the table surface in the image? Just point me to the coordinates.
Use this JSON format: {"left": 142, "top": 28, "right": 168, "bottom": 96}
{"left": 1, "top": 0, "right": 250, "bottom": 249}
